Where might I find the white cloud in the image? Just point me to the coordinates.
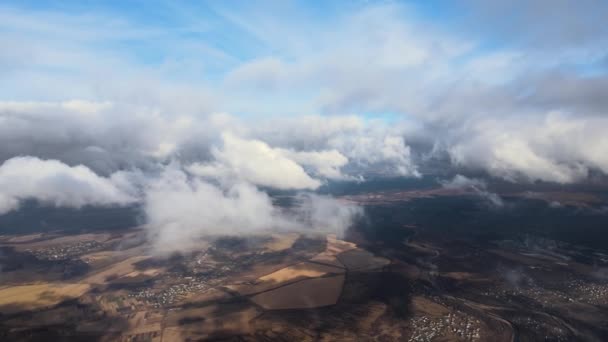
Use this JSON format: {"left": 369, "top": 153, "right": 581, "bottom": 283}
{"left": 328, "top": 131, "right": 419, "bottom": 177}
{"left": 144, "top": 165, "right": 362, "bottom": 253}
{"left": 188, "top": 133, "right": 322, "bottom": 190}
{"left": 447, "top": 112, "right": 608, "bottom": 184}
{"left": 279, "top": 149, "right": 350, "bottom": 180}
{"left": 0, "top": 100, "right": 419, "bottom": 182}
{"left": 144, "top": 166, "right": 288, "bottom": 253}
{"left": 248, "top": 115, "right": 420, "bottom": 177}
{"left": 0, "top": 156, "right": 136, "bottom": 214}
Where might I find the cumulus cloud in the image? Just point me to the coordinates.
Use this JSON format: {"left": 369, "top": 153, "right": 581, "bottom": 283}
{"left": 281, "top": 149, "right": 350, "bottom": 180}
{"left": 0, "top": 156, "right": 136, "bottom": 214}
{"left": 329, "top": 133, "right": 419, "bottom": 177}
{"left": 248, "top": 115, "right": 420, "bottom": 177}
{"left": 446, "top": 113, "right": 608, "bottom": 184}
{"left": 144, "top": 165, "right": 362, "bottom": 253}
{"left": 0, "top": 99, "right": 418, "bottom": 182}
{"left": 187, "top": 133, "right": 323, "bottom": 190}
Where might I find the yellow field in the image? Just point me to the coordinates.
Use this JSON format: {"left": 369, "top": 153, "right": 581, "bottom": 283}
{"left": 259, "top": 262, "right": 343, "bottom": 283}
{"left": 227, "top": 262, "right": 343, "bottom": 295}
{"left": 310, "top": 251, "right": 344, "bottom": 268}
{"left": 262, "top": 233, "right": 300, "bottom": 252}
{"left": 306, "top": 234, "right": 358, "bottom": 268}
{"left": 0, "top": 283, "right": 90, "bottom": 314}
{"left": 325, "top": 234, "right": 357, "bottom": 255}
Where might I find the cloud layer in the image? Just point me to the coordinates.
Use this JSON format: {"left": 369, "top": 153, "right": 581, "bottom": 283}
{"left": 0, "top": 1, "right": 606, "bottom": 249}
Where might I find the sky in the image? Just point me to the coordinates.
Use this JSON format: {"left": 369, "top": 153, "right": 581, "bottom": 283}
{"left": 0, "top": 0, "right": 607, "bottom": 250}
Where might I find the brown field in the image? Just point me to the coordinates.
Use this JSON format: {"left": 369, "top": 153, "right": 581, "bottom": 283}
{"left": 225, "top": 258, "right": 295, "bottom": 284}
{"left": 251, "top": 274, "right": 345, "bottom": 310}
{"left": 163, "top": 303, "right": 261, "bottom": 340}
{"left": 82, "top": 255, "right": 151, "bottom": 284}
{"left": 336, "top": 248, "right": 390, "bottom": 271}
{"left": 181, "top": 287, "right": 230, "bottom": 304}
{"left": 91, "top": 290, "right": 143, "bottom": 314}
{"left": 80, "top": 250, "right": 125, "bottom": 267}
{"left": 119, "top": 311, "right": 162, "bottom": 341}
{"left": 10, "top": 233, "right": 112, "bottom": 251}
{"left": 0, "top": 283, "right": 90, "bottom": 314}
{"left": 412, "top": 296, "right": 450, "bottom": 316}
{"left": 357, "top": 302, "right": 388, "bottom": 331}
{"left": 2, "top": 306, "right": 88, "bottom": 328}
{"left": 80, "top": 244, "right": 148, "bottom": 268}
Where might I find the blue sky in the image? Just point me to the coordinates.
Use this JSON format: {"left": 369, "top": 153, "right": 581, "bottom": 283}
{"left": 0, "top": 1, "right": 489, "bottom": 104}
{"left": 0, "top": 0, "right": 606, "bottom": 119}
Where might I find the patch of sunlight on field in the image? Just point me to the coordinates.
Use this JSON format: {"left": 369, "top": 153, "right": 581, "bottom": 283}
{"left": 0, "top": 283, "right": 90, "bottom": 314}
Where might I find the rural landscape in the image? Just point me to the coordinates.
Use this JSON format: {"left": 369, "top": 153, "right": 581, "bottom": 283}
{"left": 1, "top": 183, "right": 607, "bottom": 341}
